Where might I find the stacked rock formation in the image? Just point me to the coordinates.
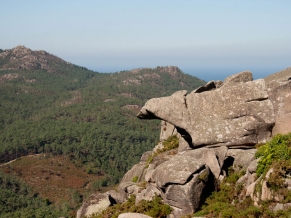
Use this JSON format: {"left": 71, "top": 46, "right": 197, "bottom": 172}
{"left": 77, "top": 69, "right": 291, "bottom": 218}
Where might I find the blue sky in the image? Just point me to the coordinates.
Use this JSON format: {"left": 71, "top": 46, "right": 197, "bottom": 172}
{"left": 1, "top": 1, "right": 291, "bottom": 81}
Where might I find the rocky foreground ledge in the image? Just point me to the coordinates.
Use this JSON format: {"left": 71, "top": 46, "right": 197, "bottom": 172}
{"left": 77, "top": 69, "right": 291, "bottom": 218}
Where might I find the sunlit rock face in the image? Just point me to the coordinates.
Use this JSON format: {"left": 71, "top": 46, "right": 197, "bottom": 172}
{"left": 137, "top": 71, "right": 279, "bottom": 148}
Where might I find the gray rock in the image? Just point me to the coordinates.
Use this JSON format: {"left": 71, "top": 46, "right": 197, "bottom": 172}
{"left": 272, "top": 203, "right": 291, "bottom": 212}
{"left": 247, "top": 158, "right": 259, "bottom": 174}
{"left": 127, "top": 184, "right": 144, "bottom": 195}
{"left": 178, "top": 135, "right": 192, "bottom": 152}
{"left": 138, "top": 73, "right": 275, "bottom": 148}
{"left": 140, "top": 151, "right": 153, "bottom": 162}
{"left": 121, "top": 162, "right": 147, "bottom": 183}
{"left": 160, "top": 121, "right": 177, "bottom": 141}
{"left": 266, "top": 79, "right": 291, "bottom": 135}
{"left": 162, "top": 166, "right": 212, "bottom": 215}
{"left": 193, "top": 80, "right": 223, "bottom": 93}
{"left": 107, "top": 190, "right": 127, "bottom": 204}
{"left": 212, "top": 146, "right": 228, "bottom": 168}
{"left": 151, "top": 155, "right": 205, "bottom": 187}
{"left": 180, "top": 148, "right": 224, "bottom": 178}
{"left": 236, "top": 170, "right": 257, "bottom": 191}
{"left": 246, "top": 179, "right": 261, "bottom": 206}
{"left": 144, "top": 169, "right": 154, "bottom": 182}
{"left": 261, "top": 168, "right": 284, "bottom": 201}
{"left": 221, "top": 70, "right": 253, "bottom": 87}
{"left": 118, "top": 213, "right": 152, "bottom": 218}
{"left": 153, "top": 142, "right": 164, "bottom": 153}
{"left": 226, "top": 149, "right": 256, "bottom": 171}
{"left": 118, "top": 182, "right": 141, "bottom": 194}
{"left": 76, "top": 193, "right": 113, "bottom": 218}
{"left": 135, "top": 185, "right": 161, "bottom": 204}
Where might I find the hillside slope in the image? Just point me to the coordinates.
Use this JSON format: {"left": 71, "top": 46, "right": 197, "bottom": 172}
{"left": 0, "top": 46, "right": 205, "bottom": 212}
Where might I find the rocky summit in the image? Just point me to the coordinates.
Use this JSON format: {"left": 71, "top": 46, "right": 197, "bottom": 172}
{"left": 77, "top": 69, "right": 291, "bottom": 218}
{"left": 0, "top": 45, "right": 71, "bottom": 72}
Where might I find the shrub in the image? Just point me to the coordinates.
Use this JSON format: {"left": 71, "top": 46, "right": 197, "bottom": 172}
{"left": 132, "top": 176, "right": 139, "bottom": 183}
{"left": 88, "top": 194, "right": 172, "bottom": 218}
{"left": 255, "top": 133, "right": 291, "bottom": 176}
{"left": 146, "top": 135, "right": 179, "bottom": 167}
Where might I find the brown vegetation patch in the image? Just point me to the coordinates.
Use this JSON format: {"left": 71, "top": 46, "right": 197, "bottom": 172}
{"left": 0, "top": 155, "right": 102, "bottom": 205}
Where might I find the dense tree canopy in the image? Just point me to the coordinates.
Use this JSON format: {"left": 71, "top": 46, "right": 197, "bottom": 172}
{"left": 0, "top": 65, "right": 205, "bottom": 185}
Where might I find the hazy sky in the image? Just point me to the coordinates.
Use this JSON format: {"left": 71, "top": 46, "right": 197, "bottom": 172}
{"left": 1, "top": 1, "right": 291, "bottom": 81}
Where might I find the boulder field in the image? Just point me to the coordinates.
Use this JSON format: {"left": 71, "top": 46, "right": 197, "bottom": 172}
{"left": 77, "top": 69, "right": 291, "bottom": 218}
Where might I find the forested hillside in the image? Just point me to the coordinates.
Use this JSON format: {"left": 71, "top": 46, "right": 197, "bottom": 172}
{"left": 0, "top": 46, "right": 205, "bottom": 188}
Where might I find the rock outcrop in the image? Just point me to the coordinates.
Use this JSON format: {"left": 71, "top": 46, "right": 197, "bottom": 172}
{"left": 77, "top": 69, "right": 291, "bottom": 217}
{"left": 137, "top": 70, "right": 291, "bottom": 148}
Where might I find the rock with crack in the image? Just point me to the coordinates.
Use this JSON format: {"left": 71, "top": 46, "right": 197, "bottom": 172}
{"left": 150, "top": 149, "right": 220, "bottom": 216}
{"left": 163, "top": 167, "right": 212, "bottom": 217}
{"left": 137, "top": 71, "right": 275, "bottom": 148}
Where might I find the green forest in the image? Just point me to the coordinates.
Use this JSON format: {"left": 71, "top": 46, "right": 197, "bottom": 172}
{"left": 0, "top": 51, "right": 206, "bottom": 216}
{"left": 0, "top": 65, "right": 204, "bottom": 183}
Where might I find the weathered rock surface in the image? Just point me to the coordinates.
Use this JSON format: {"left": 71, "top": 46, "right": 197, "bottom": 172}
{"left": 135, "top": 185, "right": 161, "bottom": 203}
{"left": 76, "top": 193, "right": 114, "bottom": 218}
{"left": 160, "top": 121, "right": 178, "bottom": 141}
{"left": 272, "top": 203, "right": 291, "bottom": 212}
{"left": 121, "top": 162, "right": 147, "bottom": 184}
{"left": 151, "top": 155, "right": 205, "bottom": 187}
{"left": 162, "top": 166, "right": 213, "bottom": 216}
{"left": 221, "top": 70, "right": 253, "bottom": 87}
{"left": 78, "top": 69, "right": 291, "bottom": 218}
{"left": 226, "top": 149, "right": 256, "bottom": 171}
{"left": 118, "top": 213, "right": 152, "bottom": 218}
{"left": 138, "top": 72, "right": 275, "bottom": 148}
{"left": 266, "top": 78, "right": 291, "bottom": 135}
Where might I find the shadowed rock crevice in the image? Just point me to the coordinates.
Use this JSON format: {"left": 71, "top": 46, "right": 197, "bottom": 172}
{"left": 245, "top": 97, "right": 268, "bottom": 102}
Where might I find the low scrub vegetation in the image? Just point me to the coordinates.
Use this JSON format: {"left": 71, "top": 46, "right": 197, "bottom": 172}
{"left": 192, "top": 133, "right": 291, "bottom": 218}
{"left": 88, "top": 194, "right": 172, "bottom": 218}
{"left": 255, "top": 133, "right": 291, "bottom": 176}
{"left": 146, "top": 135, "right": 179, "bottom": 166}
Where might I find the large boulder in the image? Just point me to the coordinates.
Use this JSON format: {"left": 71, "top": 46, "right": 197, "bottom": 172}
{"left": 150, "top": 148, "right": 224, "bottom": 216}
{"left": 266, "top": 78, "right": 291, "bottom": 135}
{"left": 137, "top": 72, "right": 275, "bottom": 148}
{"left": 162, "top": 166, "right": 212, "bottom": 216}
{"left": 76, "top": 193, "right": 114, "bottom": 218}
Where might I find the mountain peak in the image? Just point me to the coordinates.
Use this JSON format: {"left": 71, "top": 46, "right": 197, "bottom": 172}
{"left": 0, "top": 45, "right": 71, "bottom": 72}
